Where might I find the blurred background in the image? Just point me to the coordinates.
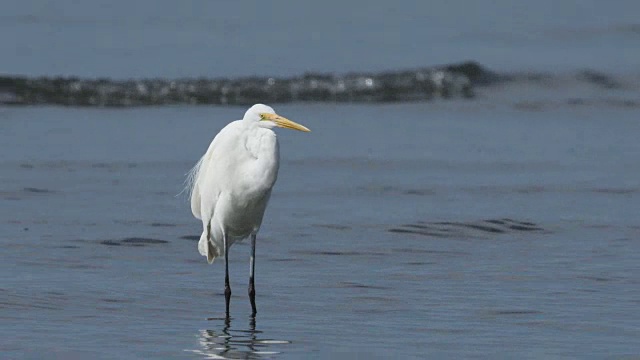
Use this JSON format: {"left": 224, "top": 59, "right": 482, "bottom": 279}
{"left": 3, "top": 0, "right": 640, "bottom": 77}
{"left": 1, "top": 1, "right": 640, "bottom": 359}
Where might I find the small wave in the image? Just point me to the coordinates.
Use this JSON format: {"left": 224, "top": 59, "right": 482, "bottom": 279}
{"left": 485, "top": 309, "right": 543, "bottom": 316}
{"left": 290, "top": 250, "right": 387, "bottom": 257}
{"left": 336, "top": 281, "right": 389, "bottom": 290}
{"left": 1, "top": 187, "right": 58, "bottom": 201}
{"left": 0, "top": 288, "right": 69, "bottom": 311}
{"left": 312, "top": 224, "right": 353, "bottom": 231}
{"left": 590, "top": 187, "right": 637, "bottom": 195}
{"left": 268, "top": 258, "right": 302, "bottom": 263}
{"left": 149, "top": 222, "right": 177, "bottom": 227}
{"left": 389, "top": 218, "right": 545, "bottom": 238}
{"left": 100, "top": 237, "right": 169, "bottom": 246}
{"left": 22, "top": 187, "right": 55, "bottom": 194}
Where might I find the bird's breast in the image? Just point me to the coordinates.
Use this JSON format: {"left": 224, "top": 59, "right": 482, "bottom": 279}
{"left": 222, "top": 188, "right": 272, "bottom": 237}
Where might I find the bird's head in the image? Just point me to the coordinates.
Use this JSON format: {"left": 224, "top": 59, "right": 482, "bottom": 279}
{"left": 244, "top": 104, "right": 310, "bottom": 132}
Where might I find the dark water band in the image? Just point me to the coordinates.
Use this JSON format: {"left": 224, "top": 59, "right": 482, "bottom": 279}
{"left": 0, "top": 62, "right": 494, "bottom": 107}
{"left": 0, "top": 62, "right": 624, "bottom": 107}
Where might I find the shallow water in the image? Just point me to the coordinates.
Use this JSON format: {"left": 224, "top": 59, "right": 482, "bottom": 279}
{"left": 1, "top": 103, "right": 639, "bottom": 358}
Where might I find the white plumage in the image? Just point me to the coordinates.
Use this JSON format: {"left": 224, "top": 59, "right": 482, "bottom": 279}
{"left": 186, "top": 104, "right": 310, "bottom": 316}
{"left": 188, "top": 104, "right": 309, "bottom": 263}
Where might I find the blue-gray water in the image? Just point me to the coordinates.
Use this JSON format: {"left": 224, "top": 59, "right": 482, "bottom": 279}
{"left": 2, "top": 1, "right": 640, "bottom": 359}
{"left": 3, "top": 0, "right": 640, "bottom": 77}
{"left": 2, "top": 103, "right": 639, "bottom": 358}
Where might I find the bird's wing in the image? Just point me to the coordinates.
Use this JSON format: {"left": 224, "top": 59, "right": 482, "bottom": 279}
{"left": 188, "top": 132, "right": 221, "bottom": 220}
{"left": 189, "top": 120, "right": 243, "bottom": 220}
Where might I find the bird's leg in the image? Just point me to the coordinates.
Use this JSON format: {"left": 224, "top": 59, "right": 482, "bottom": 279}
{"left": 248, "top": 233, "right": 257, "bottom": 316}
{"left": 224, "top": 232, "right": 231, "bottom": 318}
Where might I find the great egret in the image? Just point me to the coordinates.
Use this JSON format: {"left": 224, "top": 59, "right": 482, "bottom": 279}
{"left": 187, "top": 104, "right": 310, "bottom": 316}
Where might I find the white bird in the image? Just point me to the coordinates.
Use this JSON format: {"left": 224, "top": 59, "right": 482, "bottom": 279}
{"left": 186, "top": 104, "right": 310, "bottom": 316}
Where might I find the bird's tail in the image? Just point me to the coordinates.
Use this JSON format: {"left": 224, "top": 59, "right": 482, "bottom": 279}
{"left": 198, "top": 230, "right": 220, "bottom": 264}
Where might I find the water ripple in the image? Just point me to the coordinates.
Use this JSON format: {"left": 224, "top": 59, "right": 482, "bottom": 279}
{"left": 389, "top": 218, "right": 545, "bottom": 238}
{"left": 290, "top": 250, "right": 386, "bottom": 257}
{"left": 187, "top": 317, "right": 290, "bottom": 359}
{"left": 100, "top": 237, "right": 169, "bottom": 246}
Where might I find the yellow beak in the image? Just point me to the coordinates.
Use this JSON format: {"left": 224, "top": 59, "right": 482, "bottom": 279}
{"left": 261, "top": 113, "right": 310, "bottom": 132}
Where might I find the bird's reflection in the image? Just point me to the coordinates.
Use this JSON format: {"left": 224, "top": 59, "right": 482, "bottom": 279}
{"left": 189, "top": 316, "right": 290, "bottom": 359}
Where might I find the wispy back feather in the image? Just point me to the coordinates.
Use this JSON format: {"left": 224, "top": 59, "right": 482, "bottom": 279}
{"left": 184, "top": 155, "right": 205, "bottom": 198}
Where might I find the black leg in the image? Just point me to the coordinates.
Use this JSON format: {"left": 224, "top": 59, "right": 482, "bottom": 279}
{"left": 248, "top": 233, "right": 257, "bottom": 316}
{"left": 224, "top": 233, "right": 231, "bottom": 318}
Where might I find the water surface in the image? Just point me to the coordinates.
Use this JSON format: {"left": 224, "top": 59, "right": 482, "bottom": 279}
{"left": 1, "top": 103, "right": 639, "bottom": 358}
